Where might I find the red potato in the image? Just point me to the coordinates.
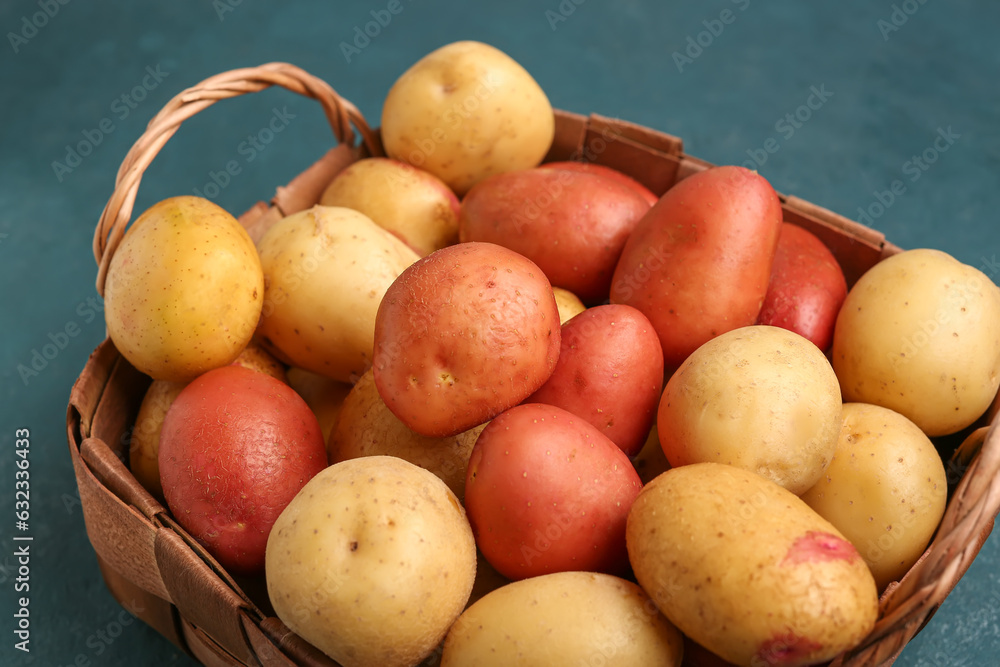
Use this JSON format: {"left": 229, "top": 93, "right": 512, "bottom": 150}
{"left": 373, "top": 242, "right": 561, "bottom": 438}
{"left": 158, "top": 365, "right": 328, "bottom": 575}
{"left": 459, "top": 167, "right": 652, "bottom": 304}
{"left": 545, "top": 160, "right": 660, "bottom": 206}
{"left": 526, "top": 304, "right": 664, "bottom": 457}
{"left": 610, "top": 166, "right": 783, "bottom": 368}
{"left": 757, "top": 223, "right": 848, "bottom": 351}
{"left": 464, "top": 403, "right": 643, "bottom": 580}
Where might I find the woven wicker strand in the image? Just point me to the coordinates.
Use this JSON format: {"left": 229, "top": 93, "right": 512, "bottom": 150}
{"left": 92, "top": 62, "right": 381, "bottom": 297}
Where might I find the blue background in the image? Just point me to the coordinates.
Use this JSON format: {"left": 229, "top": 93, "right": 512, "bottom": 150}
{"left": 1, "top": 0, "right": 998, "bottom": 665}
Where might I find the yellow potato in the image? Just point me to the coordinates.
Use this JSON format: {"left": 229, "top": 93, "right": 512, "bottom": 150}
{"left": 231, "top": 339, "right": 288, "bottom": 383}
{"left": 627, "top": 462, "right": 878, "bottom": 667}
{"left": 658, "top": 325, "right": 842, "bottom": 494}
{"left": 381, "top": 41, "right": 555, "bottom": 195}
{"left": 319, "top": 157, "right": 460, "bottom": 257}
{"left": 328, "top": 369, "right": 485, "bottom": 501}
{"left": 440, "top": 571, "right": 684, "bottom": 667}
{"left": 800, "top": 402, "right": 947, "bottom": 591}
{"left": 833, "top": 248, "right": 1000, "bottom": 436}
{"left": 552, "top": 286, "right": 587, "bottom": 324}
{"left": 286, "top": 366, "right": 352, "bottom": 446}
{"left": 255, "top": 206, "right": 419, "bottom": 383}
{"left": 266, "top": 456, "right": 476, "bottom": 667}
{"left": 129, "top": 379, "right": 186, "bottom": 501}
{"left": 104, "top": 196, "right": 263, "bottom": 382}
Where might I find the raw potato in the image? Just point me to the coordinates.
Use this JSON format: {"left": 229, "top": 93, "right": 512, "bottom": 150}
{"left": 610, "top": 166, "right": 783, "bottom": 368}
{"left": 129, "top": 341, "right": 288, "bottom": 500}
{"left": 756, "top": 222, "right": 848, "bottom": 352}
{"left": 464, "top": 403, "right": 643, "bottom": 580}
{"left": 130, "top": 380, "right": 186, "bottom": 501}
{"left": 381, "top": 41, "right": 555, "bottom": 195}
{"left": 800, "top": 402, "right": 948, "bottom": 591}
{"left": 833, "top": 248, "right": 1000, "bottom": 436}
{"left": 266, "top": 456, "right": 477, "bottom": 667}
{"left": 552, "top": 286, "right": 586, "bottom": 323}
{"left": 328, "top": 369, "right": 486, "bottom": 501}
{"left": 527, "top": 304, "right": 664, "bottom": 457}
{"left": 255, "top": 206, "right": 419, "bottom": 383}
{"left": 319, "top": 157, "right": 461, "bottom": 257}
{"left": 658, "top": 325, "right": 842, "bottom": 495}
{"left": 373, "top": 241, "right": 561, "bottom": 437}
{"left": 459, "top": 167, "right": 651, "bottom": 303}
{"left": 104, "top": 196, "right": 264, "bottom": 382}
{"left": 441, "top": 572, "right": 684, "bottom": 667}
{"left": 627, "top": 462, "right": 878, "bottom": 667}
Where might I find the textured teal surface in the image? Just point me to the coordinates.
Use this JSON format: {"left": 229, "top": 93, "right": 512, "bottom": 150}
{"left": 1, "top": 1, "right": 998, "bottom": 665}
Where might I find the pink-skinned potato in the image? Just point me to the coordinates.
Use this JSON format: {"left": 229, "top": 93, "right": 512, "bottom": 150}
{"left": 757, "top": 223, "right": 848, "bottom": 352}
{"left": 373, "top": 242, "right": 560, "bottom": 438}
{"left": 610, "top": 166, "right": 783, "bottom": 368}
{"left": 526, "top": 304, "right": 663, "bottom": 457}
{"left": 159, "top": 365, "right": 328, "bottom": 575}
{"left": 460, "top": 167, "right": 651, "bottom": 304}
{"left": 464, "top": 403, "right": 643, "bottom": 581}
{"left": 544, "top": 160, "right": 659, "bottom": 206}
{"left": 627, "top": 463, "right": 878, "bottom": 667}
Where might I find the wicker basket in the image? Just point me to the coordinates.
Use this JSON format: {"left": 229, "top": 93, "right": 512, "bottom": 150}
{"left": 67, "top": 63, "right": 1000, "bottom": 667}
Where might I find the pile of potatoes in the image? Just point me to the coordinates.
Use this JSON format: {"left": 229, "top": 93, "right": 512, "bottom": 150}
{"left": 103, "top": 40, "right": 1000, "bottom": 667}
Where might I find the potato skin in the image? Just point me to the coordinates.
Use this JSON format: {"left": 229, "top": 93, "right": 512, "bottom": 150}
{"left": 552, "top": 286, "right": 586, "bottom": 324}
{"left": 657, "top": 325, "right": 842, "bottom": 495}
{"left": 328, "top": 368, "right": 486, "bottom": 502}
{"left": 464, "top": 403, "right": 643, "bottom": 580}
{"left": 460, "top": 167, "right": 651, "bottom": 303}
{"left": 610, "top": 166, "right": 782, "bottom": 368}
{"left": 832, "top": 248, "right": 1000, "bottom": 436}
{"left": 265, "top": 456, "right": 477, "bottom": 667}
{"left": 104, "top": 196, "right": 263, "bottom": 382}
{"left": 545, "top": 160, "right": 660, "bottom": 206}
{"left": 627, "top": 462, "right": 878, "bottom": 667}
{"left": 441, "top": 572, "right": 684, "bottom": 667}
{"left": 527, "top": 304, "right": 664, "bottom": 457}
{"left": 800, "top": 402, "right": 948, "bottom": 591}
{"left": 757, "top": 223, "right": 848, "bottom": 352}
{"left": 159, "top": 365, "right": 327, "bottom": 575}
{"left": 319, "top": 157, "right": 461, "bottom": 257}
{"left": 255, "top": 206, "right": 418, "bottom": 383}
{"left": 381, "top": 40, "right": 554, "bottom": 195}
{"left": 130, "top": 379, "right": 186, "bottom": 502}
{"left": 373, "top": 241, "right": 560, "bottom": 437}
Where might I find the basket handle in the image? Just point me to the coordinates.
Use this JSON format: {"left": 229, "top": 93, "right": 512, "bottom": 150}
{"left": 92, "top": 62, "right": 382, "bottom": 297}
